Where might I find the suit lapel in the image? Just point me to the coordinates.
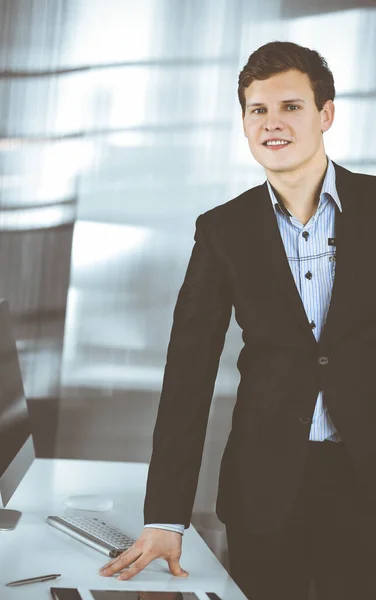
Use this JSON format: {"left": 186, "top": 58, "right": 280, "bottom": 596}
{"left": 319, "top": 162, "right": 363, "bottom": 346}
{"left": 254, "top": 183, "right": 318, "bottom": 348}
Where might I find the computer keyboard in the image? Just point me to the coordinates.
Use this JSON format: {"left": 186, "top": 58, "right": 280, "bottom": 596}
{"left": 47, "top": 515, "right": 136, "bottom": 557}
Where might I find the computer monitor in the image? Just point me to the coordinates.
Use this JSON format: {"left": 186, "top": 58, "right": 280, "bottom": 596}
{"left": 0, "top": 298, "right": 35, "bottom": 530}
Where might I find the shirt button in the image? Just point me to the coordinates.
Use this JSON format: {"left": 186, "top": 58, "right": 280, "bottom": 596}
{"left": 302, "top": 231, "right": 309, "bottom": 240}
{"left": 318, "top": 356, "right": 329, "bottom": 366}
{"left": 305, "top": 271, "right": 312, "bottom": 280}
{"left": 310, "top": 321, "right": 316, "bottom": 329}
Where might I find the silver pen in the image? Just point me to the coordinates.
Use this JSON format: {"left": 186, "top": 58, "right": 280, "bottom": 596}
{"left": 6, "top": 573, "right": 61, "bottom": 587}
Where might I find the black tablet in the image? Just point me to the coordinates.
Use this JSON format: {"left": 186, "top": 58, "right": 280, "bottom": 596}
{"left": 50, "top": 589, "right": 222, "bottom": 600}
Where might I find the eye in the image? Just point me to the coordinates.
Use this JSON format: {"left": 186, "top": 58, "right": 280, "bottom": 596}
{"left": 251, "top": 105, "right": 300, "bottom": 114}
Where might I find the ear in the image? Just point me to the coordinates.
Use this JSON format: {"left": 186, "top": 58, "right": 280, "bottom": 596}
{"left": 242, "top": 112, "right": 247, "bottom": 137}
{"left": 321, "top": 99, "right": 335, "bottom": 133}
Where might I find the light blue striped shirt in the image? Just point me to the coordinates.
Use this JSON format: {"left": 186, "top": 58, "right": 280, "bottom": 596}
{"left": 267, "top": 156, "right": 342, "bottom": 443}
{"left": 145, "top": 157, "right": 342, "bottom": 536}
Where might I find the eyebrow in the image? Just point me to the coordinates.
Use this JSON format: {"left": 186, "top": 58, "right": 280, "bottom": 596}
{"left": 246, "top": 98, "right": 306, "bottom": 108}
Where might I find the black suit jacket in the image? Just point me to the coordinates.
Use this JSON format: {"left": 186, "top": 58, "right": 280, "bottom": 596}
{"left": 144, "top": 162, "right": 376, "bottom": 534}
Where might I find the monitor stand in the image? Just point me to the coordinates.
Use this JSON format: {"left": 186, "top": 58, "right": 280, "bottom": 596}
{"left": 0, "top": 508, "right": 22, "bottom": 530}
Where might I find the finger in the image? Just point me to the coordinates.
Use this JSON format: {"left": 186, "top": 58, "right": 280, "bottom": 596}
{"left": 100, "top": 549, "right": 141, "bottom": 576}
{"left": 100, "top": 555, "right": 124, "bottom": 575}
{"left": 100, "top": 546, "right": 134, "bottom": 571}
{"left": 167, "top": 557, "right": 189, "bottom": 577}
{"left": 100, "top": 557, "right": 121, "bottom": 572}
{"left": 100, "top": 548, "right": 142, "bottom": 576}
{"left": 116, "top": 555, "right": 153, "bottom": 581}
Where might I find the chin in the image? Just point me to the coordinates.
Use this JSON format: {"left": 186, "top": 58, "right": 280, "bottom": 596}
{"left": 258, "top": 157, "right": 295, "bottom": 173}
{"left": 251, "top": 149, "right": 293, "bottom": 172}
{"left": 264, "top": 153, "right": 308, "bottom": 174}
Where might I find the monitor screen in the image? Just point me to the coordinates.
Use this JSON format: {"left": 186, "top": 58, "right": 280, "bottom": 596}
{"left": 0, "top": 299, "right": 34, "bottom": 508}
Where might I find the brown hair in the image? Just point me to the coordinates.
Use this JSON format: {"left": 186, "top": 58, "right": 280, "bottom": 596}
{"left": 238, "top": 41, "right": 335, "bottom": 115}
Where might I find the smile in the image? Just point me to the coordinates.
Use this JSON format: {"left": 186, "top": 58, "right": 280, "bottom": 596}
{"left": 263, "top": 140, "right": 291, "bottom": 150}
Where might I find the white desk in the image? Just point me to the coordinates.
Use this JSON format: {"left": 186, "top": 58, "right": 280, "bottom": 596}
{"left": 0, "top": 459, "right": 246, "bottom": 600}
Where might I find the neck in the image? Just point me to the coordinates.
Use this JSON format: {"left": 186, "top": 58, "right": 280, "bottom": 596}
{"left": 266, "top": 152, "right": 328, "bottom": 225}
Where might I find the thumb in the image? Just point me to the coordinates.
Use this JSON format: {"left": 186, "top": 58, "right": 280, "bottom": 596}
{"left": 167, "top": 557, "right": 189, "bottom": 577}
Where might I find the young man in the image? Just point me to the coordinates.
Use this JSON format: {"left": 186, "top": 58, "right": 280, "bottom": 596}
{"left": 100, "top": 42, "right": 376, "bottom": 599}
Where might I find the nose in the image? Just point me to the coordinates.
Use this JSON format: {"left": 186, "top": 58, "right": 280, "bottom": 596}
{"left": 264, "top": 110, "right": 285, "bottom": 131}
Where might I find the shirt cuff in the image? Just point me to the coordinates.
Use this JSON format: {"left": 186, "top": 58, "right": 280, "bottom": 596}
{"left": 144, "top": 523, "right": 185, "bottom": 535}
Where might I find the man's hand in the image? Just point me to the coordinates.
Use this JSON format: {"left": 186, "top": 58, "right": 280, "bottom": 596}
{"left": 99, "top": 527, "right": 189, "bottom": 581}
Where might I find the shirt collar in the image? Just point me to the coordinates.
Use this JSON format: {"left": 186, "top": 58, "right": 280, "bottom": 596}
{"left": 266, "top": 157, "right": 343, "bottom": 217}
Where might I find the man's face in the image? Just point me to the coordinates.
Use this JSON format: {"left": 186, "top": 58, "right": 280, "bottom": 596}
{"left": 242, "top": 69, "right": 334, "bottom": 175}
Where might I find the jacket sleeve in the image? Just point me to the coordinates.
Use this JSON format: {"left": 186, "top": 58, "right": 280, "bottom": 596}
{"left": 144, "top": 212, "right": 232, "bottom": 528}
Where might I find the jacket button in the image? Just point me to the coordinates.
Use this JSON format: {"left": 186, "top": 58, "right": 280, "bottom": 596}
{"left": 318, "top": 356, "right": 329, "bottom": 366}
{"left": 299, "top": 417, "right": 311, "bottom": 424}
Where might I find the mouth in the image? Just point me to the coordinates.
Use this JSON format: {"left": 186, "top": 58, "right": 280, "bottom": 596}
{"left": 262, "top": 140, "right": 291, "bottom": 150}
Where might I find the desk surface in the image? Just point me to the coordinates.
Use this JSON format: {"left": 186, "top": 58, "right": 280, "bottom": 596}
{"left": 0, "top": 459, "right": 246, "bottom": 600}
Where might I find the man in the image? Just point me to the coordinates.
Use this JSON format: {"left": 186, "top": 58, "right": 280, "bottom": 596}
{"left": 100, "top": 41, "right": 376, "bottom": 599}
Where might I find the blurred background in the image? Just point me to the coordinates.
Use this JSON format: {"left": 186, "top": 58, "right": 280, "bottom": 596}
{"left": 1, "top": 0, "right": 375, "bottom": 567}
